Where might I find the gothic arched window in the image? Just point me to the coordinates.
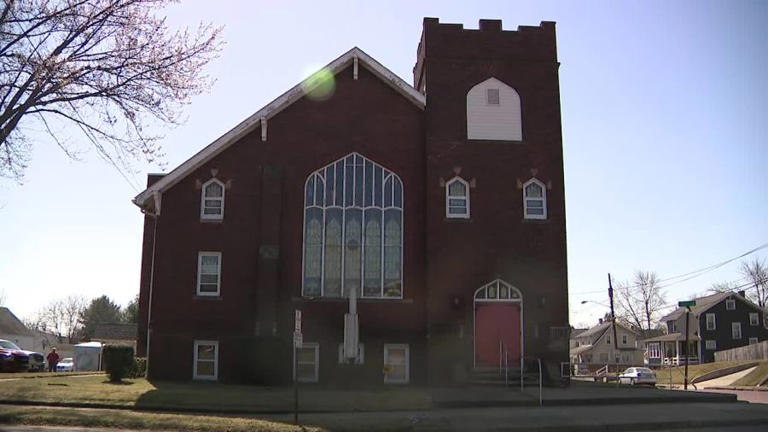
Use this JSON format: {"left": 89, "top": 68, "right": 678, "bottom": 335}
{"left": 201, "top": 179, "right": 225, "bottom": 220}
{"left": 303, "top": 153, "right": 403, "bottom": 298}
{"left": 523, "top": 178, "right": 546, "bottom": 220}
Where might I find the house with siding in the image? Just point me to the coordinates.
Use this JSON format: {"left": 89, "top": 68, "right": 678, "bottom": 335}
{"left": 644, "top": 290, "right": 768, "bottom": 365}
{"left": 570, "top": 319, "right": 644, "bottom": 368}
{"left": 133, "top": 18, "right": 569, "bottom": 385}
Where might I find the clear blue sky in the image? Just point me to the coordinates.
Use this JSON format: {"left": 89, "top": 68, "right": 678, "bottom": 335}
{"left": 0, "top": 0, "right": 766, "bottom": 328}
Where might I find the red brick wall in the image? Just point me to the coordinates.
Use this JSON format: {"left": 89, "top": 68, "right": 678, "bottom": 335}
{"left": 417, "top": 18, "right": 569, "bottom": 382}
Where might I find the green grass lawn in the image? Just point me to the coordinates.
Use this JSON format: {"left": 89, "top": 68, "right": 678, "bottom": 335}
{"left": 0, "top": 371, "right": 104, "bottom": 379}
{"left": 0, "top": 404, "right": 320, "bottom": 431}
{"left": 0, "top": 375, "right": 432, "bottom": 412}
{"left": 653, "top": 360, "right": 753, "bottom": 385}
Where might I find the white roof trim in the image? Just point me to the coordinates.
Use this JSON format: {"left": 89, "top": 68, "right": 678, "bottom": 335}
{"left": 133, "top": 47, "right": 425, "bottom": 208}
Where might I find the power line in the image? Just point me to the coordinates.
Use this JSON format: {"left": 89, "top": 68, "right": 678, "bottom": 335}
{"left": 570, "top": 241, "right": 768, "bottom": 296}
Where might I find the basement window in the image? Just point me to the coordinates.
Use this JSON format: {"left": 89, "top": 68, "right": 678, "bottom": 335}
{"left": 383, "top": 344, "right": 409, "bottom": 384}
{"left": 294, "top": 343, "right": 319, "bottom": 383}
{"left": 193, "top": 340, "right": 218, "bottom": 381}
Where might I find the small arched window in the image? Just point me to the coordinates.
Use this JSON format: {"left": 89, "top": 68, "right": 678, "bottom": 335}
{"left": 466, "top": 77, "right": 522, "bottom": 141}
{"left": 201, "top": 179, "right": 225, "bottom": 220}
{"left": 445, "top": 177, "right": 470, "bottom": 219}
{"left": 523, "top": 178, "right": 546, "bottom": 220}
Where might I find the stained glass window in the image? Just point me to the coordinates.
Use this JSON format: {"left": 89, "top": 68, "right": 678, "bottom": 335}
{"left": 302, "top": 153, "right": 403, "bottom": 298}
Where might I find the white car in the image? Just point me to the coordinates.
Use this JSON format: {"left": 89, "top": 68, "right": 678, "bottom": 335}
{"left": 619, "top": 367, "right": 656, "bottom": 386}
{"left": 56, "top": 357, "right": 74, "bottom": 372}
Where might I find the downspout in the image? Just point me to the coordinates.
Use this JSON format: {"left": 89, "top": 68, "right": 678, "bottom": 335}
{"left": 142, "top": 192, "right": 161, "bottom": 377}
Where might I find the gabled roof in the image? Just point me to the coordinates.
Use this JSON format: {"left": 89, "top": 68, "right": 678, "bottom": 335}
{"left": 92, "top": 323, "right": 137, "bottom": 341}
{"left": 577, "top": 320, "right": 638, "bottom": 340}
{"left": 660, "top": 290, "right": 759, "bottom": 322}
{"left": 0, "top": 307, "right": 31, "bottom": 336}
{"left": 133, "top": 47, "right": 426, "bottom": 210}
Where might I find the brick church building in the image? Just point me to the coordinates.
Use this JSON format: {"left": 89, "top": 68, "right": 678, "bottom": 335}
{"left": 134, "top": 18, "right": 570, "bottom": 385}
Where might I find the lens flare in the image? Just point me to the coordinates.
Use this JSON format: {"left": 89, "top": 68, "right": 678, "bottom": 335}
{"left": 301, "top": 67, "right": 336, "bottom": 101}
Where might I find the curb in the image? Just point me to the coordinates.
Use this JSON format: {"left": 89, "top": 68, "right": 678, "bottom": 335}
{"left": 482, "top": 418, "right": 768, "bottom": 432}
{"left": 1, "top": 390, "right": 738, "bottom": 416}
{"left": 434, "top": 392, "right": 737, "bottom": 408}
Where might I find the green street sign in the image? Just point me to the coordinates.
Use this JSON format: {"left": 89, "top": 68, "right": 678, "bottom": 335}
{"left": 678, "top": 300, "right": 696, "bottom": 307}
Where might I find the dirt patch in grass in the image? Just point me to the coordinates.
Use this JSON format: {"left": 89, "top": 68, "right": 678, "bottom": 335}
{"left": 0, "top": 404, "right": 320, "bottom": 431}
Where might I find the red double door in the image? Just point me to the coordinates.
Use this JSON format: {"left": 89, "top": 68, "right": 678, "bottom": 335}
{"left": 475, "top": 302, "right": 521, "bottom": 367}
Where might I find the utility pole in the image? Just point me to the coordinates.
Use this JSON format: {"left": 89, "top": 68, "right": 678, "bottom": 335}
{"left": 608, "top": 273, "right": 619, "bottom": 387}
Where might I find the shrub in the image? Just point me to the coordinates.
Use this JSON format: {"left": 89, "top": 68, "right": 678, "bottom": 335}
{"left": 102, "top": 345, "right": 134, "bottom": 382}
{"left": 130, "top": 357, "right": 147, "bottom": 378}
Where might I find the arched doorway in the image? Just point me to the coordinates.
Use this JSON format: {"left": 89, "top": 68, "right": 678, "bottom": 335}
{"left": 474, "top": 279, "right": 523, "bottom": 368}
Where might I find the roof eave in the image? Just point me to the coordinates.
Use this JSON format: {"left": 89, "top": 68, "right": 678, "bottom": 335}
{"left": 133, "top": 47, "right": 425, "bottom": 208}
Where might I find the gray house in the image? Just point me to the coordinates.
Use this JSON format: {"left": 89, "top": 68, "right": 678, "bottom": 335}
{"left": 0, "top": 307, "right": 34, "bottom": 350}
{"left": 644, "top": 290, "right": 768, "bottom": 365}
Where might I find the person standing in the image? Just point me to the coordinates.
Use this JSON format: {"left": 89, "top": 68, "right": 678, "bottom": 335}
{"left": 46, "top": 348, "right": 60, "bottom": 373}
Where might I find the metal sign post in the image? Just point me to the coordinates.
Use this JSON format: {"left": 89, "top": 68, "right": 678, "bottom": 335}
{"left": 293, "top": 310, "right": 302, "bottom": 425}
{"left": 678, "top": 301, "right": 695, "bottom": 390}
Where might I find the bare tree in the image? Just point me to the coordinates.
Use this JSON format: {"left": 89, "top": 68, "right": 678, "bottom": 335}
{"left": 0, "top": 0, "right": 222, "bottom": 181}
{"left": 61, "top": 295, "right": 86, "bottom": 342}
{"left": 29, "top": 295, "right": 87, "bottom": 343}
{"left": 614, "top": 270, "right": 666, "bottom": 336}
{"left": 740, "top": 258, "right": 768, "bottom": 309}
{"left": 709, "top": 281, "right": 738, "bottom": 293}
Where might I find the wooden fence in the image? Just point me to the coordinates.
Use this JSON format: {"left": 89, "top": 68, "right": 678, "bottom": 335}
{"left": 714, "top": 341, "right": 768, "bottom": 362}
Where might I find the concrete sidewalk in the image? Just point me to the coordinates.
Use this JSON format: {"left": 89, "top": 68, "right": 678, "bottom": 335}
{"left": 431, "top": 381, "right": 736, "bottom": 408}
{"left": 266, "top": 402, "right": 768, "bottom": 431}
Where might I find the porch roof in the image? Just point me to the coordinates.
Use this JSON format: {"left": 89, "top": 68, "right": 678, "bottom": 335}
{"left": 570, "top": 345, "right": 593, "bottom": 356}
{"left": 643, "top": 332, "right": 685, "bottom": 342}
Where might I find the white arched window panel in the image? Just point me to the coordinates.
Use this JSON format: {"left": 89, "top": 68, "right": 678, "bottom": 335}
{"left": 445, "top": 177, "right": 470, "bottom": 219}
{"left": 302, "top": 153, "right": 403, "bottom": 299}
{"left": 474, "top": 279, "right": 521, "bottom": 302}
{"left": 466, "top": 77, "right": 522, "bottom": 141}
{"left": 523, "top": 178, "right": 546, "bottom": 220}
{"left": 200, "top": 179, "right": 225, "bottom": 220}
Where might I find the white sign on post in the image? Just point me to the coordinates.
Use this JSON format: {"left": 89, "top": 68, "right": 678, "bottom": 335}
{"left": 293, "top": 331, "right": 303, "bottom": 348}
{"left": 294, "top": 310, "right": 302, "bottom": 348}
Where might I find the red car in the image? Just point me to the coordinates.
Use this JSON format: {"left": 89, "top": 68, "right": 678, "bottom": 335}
{"left": 0, "top": 339, "right": 30, "bottom": 372}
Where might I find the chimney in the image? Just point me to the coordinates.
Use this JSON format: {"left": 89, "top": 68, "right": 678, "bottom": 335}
{"left": 738, "top": 290, "right": 746, "bottom": 298}
{"left": 598, "top": 318, "right": 603, "bottom": 324}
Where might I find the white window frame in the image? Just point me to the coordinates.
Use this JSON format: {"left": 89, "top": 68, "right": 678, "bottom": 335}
{"left": 706, "top": 313, "right": 716, "bottom": 331}
{"left": 522, "top": 178, "right": 547, "bottom": 220}
{"left": 294, "top": 342, "right": 319, "bottom": 383}
{"left": 383, "top": 344, "right": 409, "bottom": 384}
{"left": 621, "top": 334, "right": 627, "bottom": 345}
{"left": 705, "top": 340, "right": 716, "bottom": 350}
{"left": 648, "top": 342, "right": 660, "bottom": 358}
{"left": 197, "top": 252, "right": 221, "bottom": 296}
{"left": 749, "top": 337, "right": 759, "bottom": 345}
{"left": 193, "top": 340, "right": 218, "bottom": 381}
{"left": 749, "top": 313, "right": 759, "bottom": 326}
{"left": 726, "top": 299, "right": 736, "bottom": 310}
{"left": 445, "top": 177, "right": 470, "bottom": 219}
{"left": 200, "top": 178, "right": 225, "bottom": 220}
{"left": 732, "top": 322, "right": 742, "bottom": 340}
{"left": 337, "top": 343, "right": 365, "bottom": 365}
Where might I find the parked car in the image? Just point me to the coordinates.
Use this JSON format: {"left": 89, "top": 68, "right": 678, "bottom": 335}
{"left": 0, "top": 339, "right": 30, "bottom": 372}
{"left": 619, "top": 367, "right": 656, "bottom": 386}
{"left": 22, "top": 351, "right": 45, "bottom": 372}
{"left": 56, "top": 357, "right": 74, "bottom": 372}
